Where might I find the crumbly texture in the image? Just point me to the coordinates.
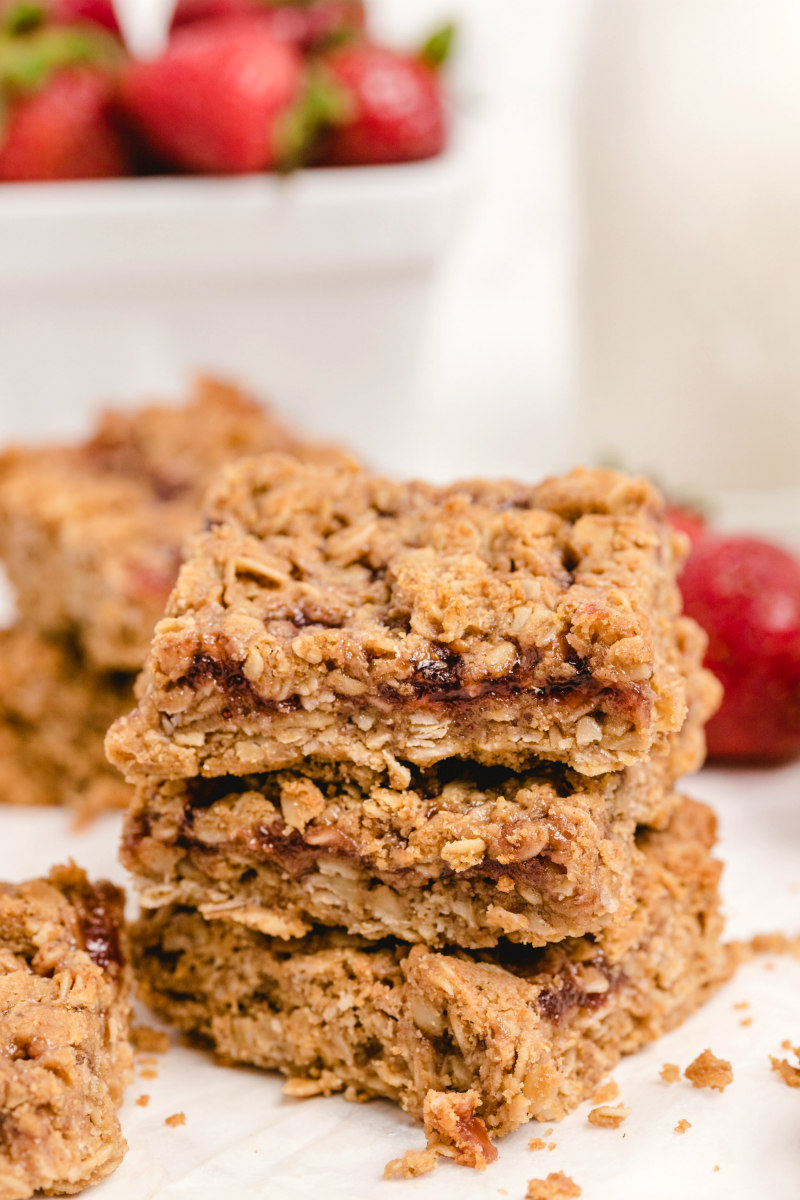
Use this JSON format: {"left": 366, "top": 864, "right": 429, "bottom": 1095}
{"left": 121, "top": 748, "right": 689, "bottom": 949}
{"left": 107, "top": 459, "right": 719, "bottom": 781}
{"left": 769, "top": 1047, "right": 800, "bottom": 1088}
{"left": 0, "top": 864, "right": 132, "bottom": 1199}
{"left": 684, "top": 1050, "right": 733, "bottom": 1092}
{"left": 660, "top": 1063, "right": 680, "bottom": 1084}
{"left": 587, "top": 1103, "right": 629, "bottom": 1128}
{"left": 132, "top": 798, "right": 731, "bottom": 1153}
{"left": 165, "top": 1113, "right": 186, "bottom": 1128}
{"left": 120, "top": 641, "right": 716, "bottom": 950}
{"left": 591, "top": 1080, "right": 619, "bottom": 1104}
{"left": 527, "top": 1173, "right": 581, "bottom": 1199}
{"left": 0, "top": 378, "right": 327, "bottom": 673}
{"left": 0, "top": 626, "right": 132, "bottom": 819}
{"left": 674, "top": 1119, "right": 691, "bottom": 1134}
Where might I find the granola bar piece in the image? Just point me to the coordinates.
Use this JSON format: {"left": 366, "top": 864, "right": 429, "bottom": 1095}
{"left": 133, "top": 797, "right": 731, "bottom": 1149}
{"left": 0, "top": 626, "right": 132, "bottom": 819}
{"left": 108, "top": 458, "right": 714, "bottom": 780}
{"left": 0, "top": 378, "right": 324, "bottom": 672}
{"left": 122, "top": 752, "right": 686, "bottom": 950}
{"left": 0, "top": 865, "right": 132, "bottom": 1198}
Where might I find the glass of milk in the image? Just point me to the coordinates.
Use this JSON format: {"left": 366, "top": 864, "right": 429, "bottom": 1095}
{"left": 578, "top": 0, "right": 800, "bottom": 547}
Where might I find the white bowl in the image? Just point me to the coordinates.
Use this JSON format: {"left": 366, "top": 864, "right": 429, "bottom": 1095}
{"left": 0, "top": 128, "right": 474, "bottom": 470}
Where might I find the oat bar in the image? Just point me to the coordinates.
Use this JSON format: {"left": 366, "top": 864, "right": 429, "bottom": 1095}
{"left": 0, "top": 865, "right": 132, "bottom": 1198}
{"left": 108, "top": 458, "right": 710, "bottom": 779}
{"left": 133, "top": 797, "right": 731, "bottom": 1149}
{"left": 0, "top": 378, "right": 324, "bottom": 672}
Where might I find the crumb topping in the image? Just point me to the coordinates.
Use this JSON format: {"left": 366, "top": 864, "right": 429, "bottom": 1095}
{"left": 660, "top": 1063, "right": 680, "bottom": 1084}
{"left": 770, "top": 1047, "right": 800, "bottom": 1088}
{"left": 527, "top": 1172, "right": 582, "bottom": 1199}
{"left": 587, "top": 1103, "right": 629, "bottom": 1128}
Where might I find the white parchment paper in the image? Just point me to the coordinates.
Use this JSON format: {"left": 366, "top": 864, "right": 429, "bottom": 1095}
{"left": 1, "top": 762, "right": 798, "bottom": 1200}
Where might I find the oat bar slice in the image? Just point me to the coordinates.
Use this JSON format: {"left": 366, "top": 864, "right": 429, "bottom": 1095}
{"left": 0, "top": 627, "right": 132, "bottom": 819}
{"left": 0, "top": 865, "right": 132, "bottom": 1198}
{"left": 0, "top": 378, "right": 323, "bottom": 672}
{"left": 133, "top": 796, "right": 731, "bottom": 1153}
{"left": 108, "top": 458, "right": 705, "bottom": 780}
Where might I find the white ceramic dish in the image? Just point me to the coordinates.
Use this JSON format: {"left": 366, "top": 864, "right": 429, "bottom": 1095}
{"left": 0, "top": 128, "right": 475, "bottom": 471}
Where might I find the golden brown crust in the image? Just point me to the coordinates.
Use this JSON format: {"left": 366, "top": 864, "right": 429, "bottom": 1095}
{"left": 0, "top": 378, "right": 329, "bottom": 672}
{"left": 0, "top": 627, "right": 132, "bottom": 819}
{"left": 0, "top": 865, "right": 132, "bottom": 1198}
{"left": 132, "top": 797, "right": 731, "bottom": 1149}
{"left": 108, "top": 459, "right": 714, "bottom": 780}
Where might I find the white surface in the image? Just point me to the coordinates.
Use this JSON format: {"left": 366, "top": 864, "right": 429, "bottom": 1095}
{"left": 0, "top": 762, "right": 798, "bottom": 1199}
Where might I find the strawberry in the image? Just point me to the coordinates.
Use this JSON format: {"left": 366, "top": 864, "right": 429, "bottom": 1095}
{"left": 679, "top": 534, "right": 800, "bottom": 763}
{"left": 1, "top": 0, "right": 119, "bottom": 33}
{"left": 0, "top": 25, "right": 127, "bottom": 181}
{"left": 119, "top": 19, "right": 304, "bottom": 173}
{"left": 317, "top": 42, "right": 446, "bottom": 165}
{"left": 171, "top": 0, "right": 365, "bottom": 50}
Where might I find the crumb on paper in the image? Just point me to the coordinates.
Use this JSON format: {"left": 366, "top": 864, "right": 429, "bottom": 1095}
{"left": 529, "top": 1138, "right": 547, "bottom": 1152}
{"left": 422, "top": 1089, "right": 497, "bottom": 1170}
{"left": 548, "top": 1143, "right": 556, "bottom": 1151}
{"left": 131, "top": 1024, "right": 170, "bottom": 1054}
{"left": 782, "top": 1039, "right": 793, "bottom": 1050}
{"left": 730, "top": 931, "right": 800, "bottom": 963}
{"left": 140, "top": 1067, "right": 158, "bottom": 1080}
{"left": 740, "top": 1017, "right": 753, "bottom": 1027}
{"left": 135, "top": 1094, "right": 150, "bottom": 1108}
{"left": 770, "top": 1046, "right": 800, "bottom": 1088}
{"left": 660, "top": 1063, "right": 680, "bottom": 1084}
{"left": 733, "top": 1001, "right": 749, "bottom": 1011}
{"left": 684, "top": 1050, "right": 733, "bottom": 1092}
{"left": 384, "top": 1149, "right": 439, "bottom": 1180}
{"left": 526, "top": 1172, "right": 581, "bottom": 1199}
{"left": 714, "top": 1166, "right": 720, "bottom": 1173}
{"left": 587, "top": 1103, "right": 630, "bottom": 1129}
{"left": 165, "top": 1113, "right": 186, "bottom": 1128}
{"left": 592, "top": 1080, "right": 619, "bottom": 1104}
{"left": 674, "top": 1119, "right": 691, "bottom": 1134}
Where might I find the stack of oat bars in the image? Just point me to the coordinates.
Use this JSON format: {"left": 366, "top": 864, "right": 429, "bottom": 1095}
{"left": 108, "top": 455, "right": 731, "bottom": 1169}
{"left": 0, "top": 379, "right": 321, "bottom": 822}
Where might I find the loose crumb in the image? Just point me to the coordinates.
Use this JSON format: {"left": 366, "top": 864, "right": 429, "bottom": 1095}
{"left": 384, "top": 1149, "right": 439, "bottom": 1180}
{"left": 592, "top": 1080, "right": 619, "bottom": 1104}
{"left": 165, "top": 1113, "right": 186, "bottom": 1128}
{"left": 684, "top": 1050, "right": 733, "bottom": 1092}
{"left": 733, "top": 1002, "right": 749, "bottom": 1011}
{"left": 526, "top": 1172, "right": 581, "bottom": 1200}
{"left": 587, "top": 1103, "right": 630, "bottom": 1129}
{"left": 660, "top": 1063, "right": 680, "bottom": 1084}
{"left": 714, "top": 1166, "right": 720, "bottom": 1173}
{"left": 730, "top": 931, "right": 800, "bottom": 962}
{"left": 781, "top": 1039, "right": 793, "bottom": 1050}
{"left": 740, "top": 1017, "right": 753, "bottom": 1027}
{"left": 770, "top": 1046, "right": 800, "bottom": 1088}
{"left": 135, "top": 1094, "right": 150, "bottom": 1108}
{"left": 547, "top": 1143, "right": 556, "bottom": 1152}
{"left": 674, "top": 1119, "right": 691, "bottom": 1134}
{"left": 529, "top": 1138, "right": 547, "bottom": 1152}
{"left": 140, "top": 1068, "right": 158, "bottom": 1080}
{"left": 131, "top": 1025, "right": 170, "bottom": 1054}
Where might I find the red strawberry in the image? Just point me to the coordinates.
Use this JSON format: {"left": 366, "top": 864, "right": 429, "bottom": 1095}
{"left": 171, "top": 0, "right": 365, "bottom": 49}
{"left": 0, "top": 0, "right": 119, "bottom": 32}
{"left": 0, "top": 66, "right": 127, "bottom": 179}
{"left": 119, "top": 19, "right": 303, "bottom": 173}
{"left": 318, "top": 42, "right": 446, "bottom": 165}
{"left": 679, "top": 534, "right": 800, "bottom": 763}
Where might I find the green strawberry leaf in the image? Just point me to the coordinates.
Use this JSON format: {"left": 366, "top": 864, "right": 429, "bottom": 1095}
{"left": 0, "top": 24, "right": 122, "bottom": 96}
{"left": 2, "top": 2, "right": 46, "bottom": 35}
{"left": 276, "top": 67, "right": 353, "bottom": 171}
{"left": 419, "top": 21, "right": 456, "bottom": 71}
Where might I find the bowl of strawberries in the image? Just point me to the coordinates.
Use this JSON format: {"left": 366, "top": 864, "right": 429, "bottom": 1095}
{"left": 0, "top": 0, "right": 473, "bottom": 469}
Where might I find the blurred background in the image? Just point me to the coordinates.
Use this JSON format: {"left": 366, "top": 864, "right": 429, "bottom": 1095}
{"left": 1, "top": 0, "right": 799, "bottom": 545}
